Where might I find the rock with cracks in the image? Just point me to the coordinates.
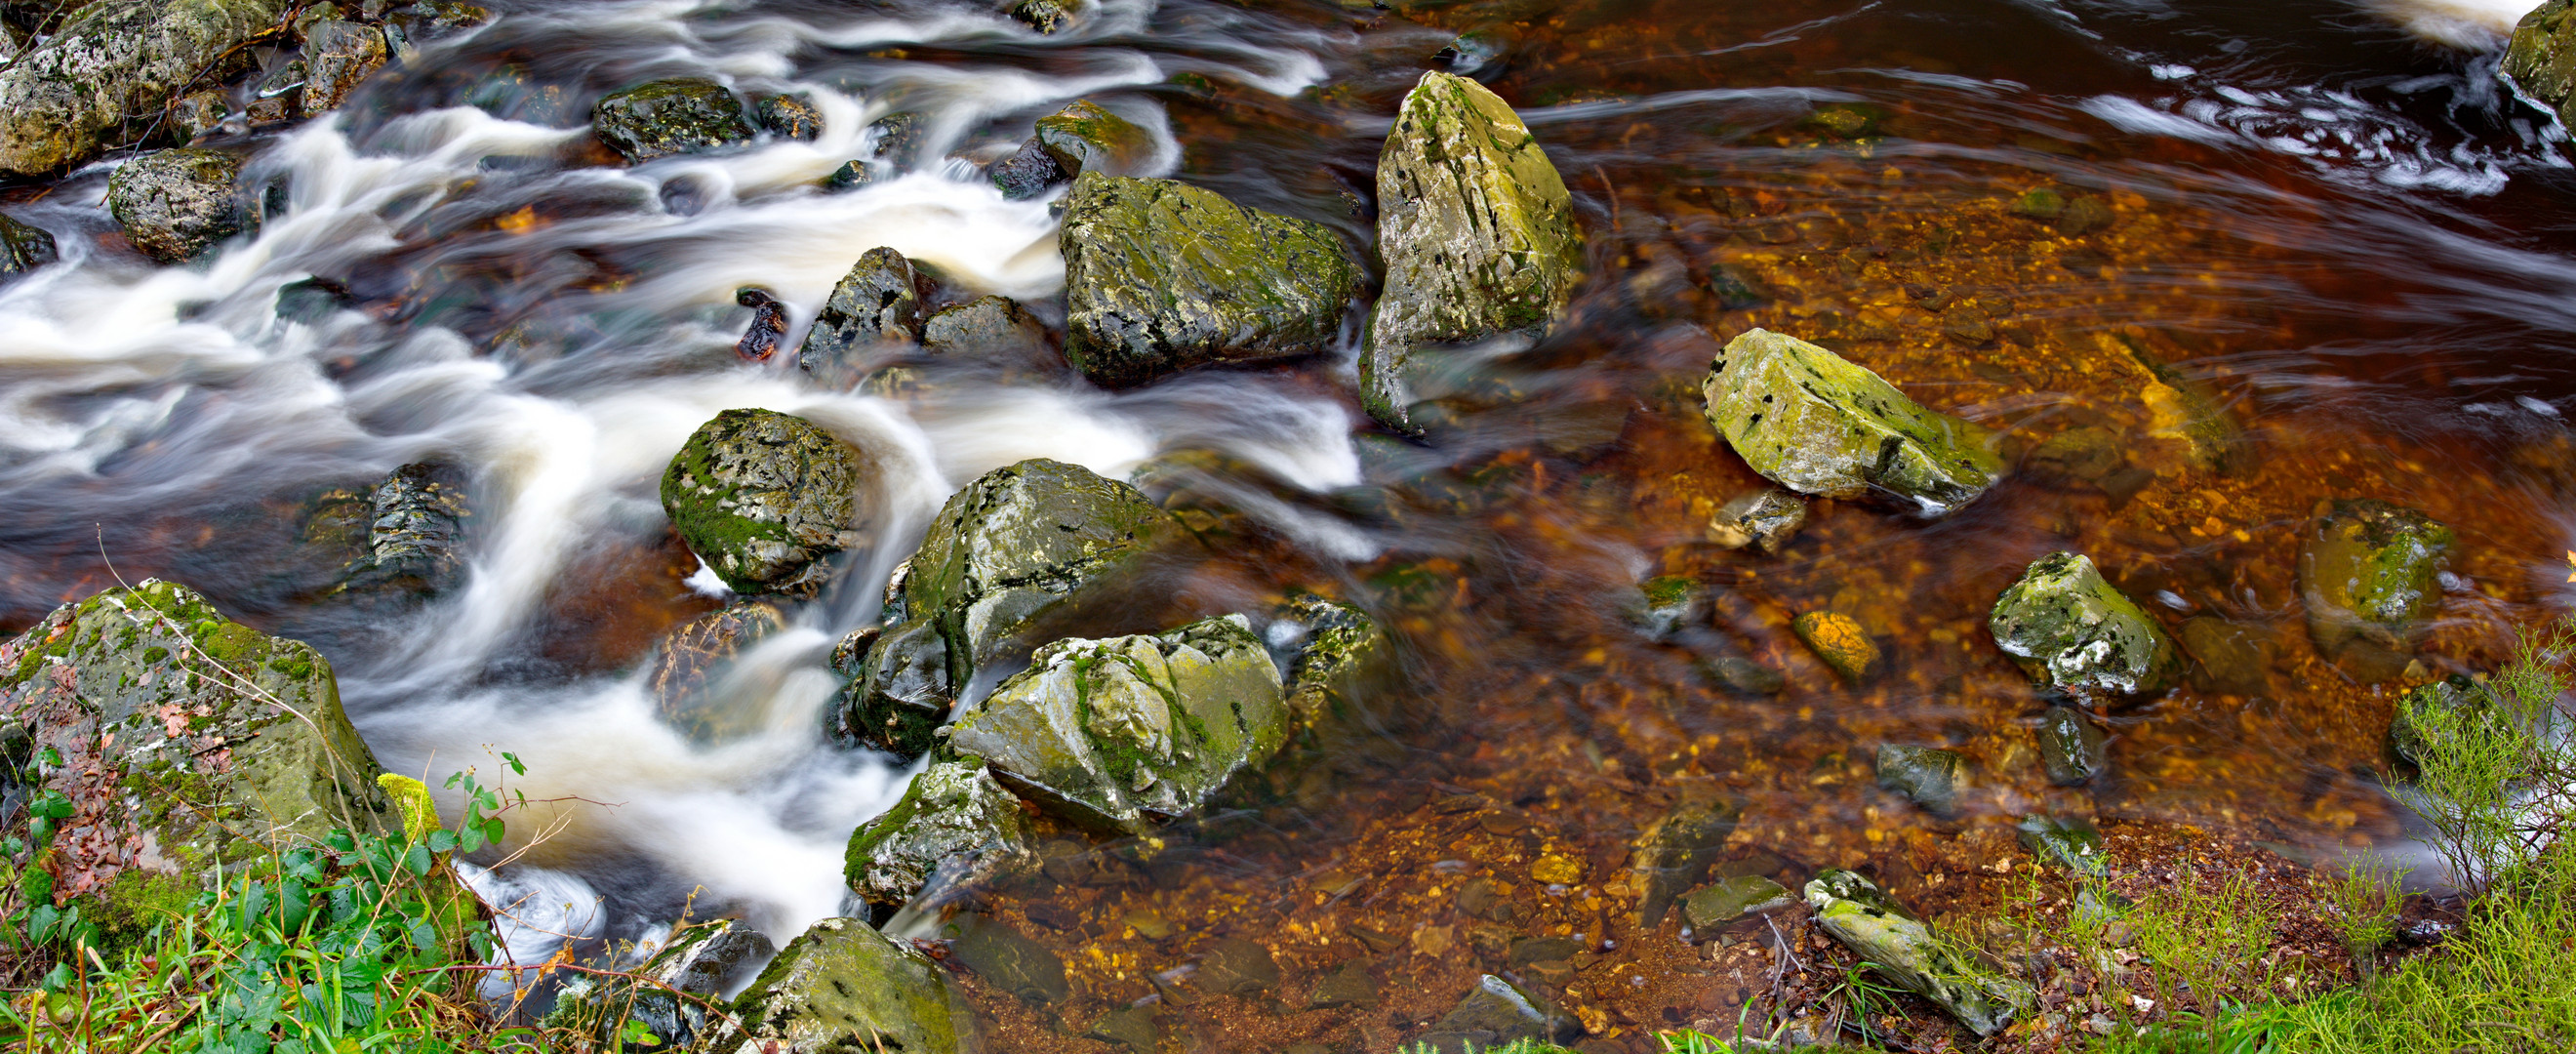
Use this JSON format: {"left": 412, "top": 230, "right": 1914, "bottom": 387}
{"left": 1702, "top": 328, "right": 2003, "bottom": 516}
{"left": 660, "top": 409, "right": 866, "bottom": 596}
{"left": 592, "top": 77, "right": 758, "bottom": 163}
{"left": 719, "top": 916, "right": 977, "bottom": 1054}
{"left": 798, "top": 246, "right": 928, "bottom": 390}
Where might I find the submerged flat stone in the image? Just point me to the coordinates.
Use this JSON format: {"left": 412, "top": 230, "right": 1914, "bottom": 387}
{"left": 1702, "top": 328, "right": 2003, "bottom": 516}
{"left": 1990, "top": 551, "right": 2180, "bottom": 698}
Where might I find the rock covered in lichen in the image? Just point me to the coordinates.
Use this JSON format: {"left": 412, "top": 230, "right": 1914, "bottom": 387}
{"left": 1792, "top": 610, "right": 1879, "bottom": 682}
{"left": 798, "top": 247, "right": 928, "bottom": 390}
{"left": 660, "top": 409, "right": 866, "bottom": 596}
{"left": 843, "top": 759, "right": 1037, "bottom": 912}
{"left": 0, "top": 580, "right": 391, "bottom": 935}
{"left": 1363, "top": 71, "right": 1584, "bottom": 434}
{"left": 1703, "top": 329, "right": 2003, "bottom": 516}
{"left": 922, "top": 295, "right": 1049, "bottom": 359}
{"left": 302, "top": 20, "right": 388, "bottom": 113}
{"left": 2508, "top": 1, "right": 2576, "bottom": 128}
{"left": 0, "top": 0, "right": 286, "bottom": 177}
{"left": 591, "top": 78, "right": 758, "bottom": 163}
{"left": 1275, "top": 593, "right": 1395, "bottom": 735}
{"left": 2298, "top": 499, "right": 2453, "bottom": 663}
{"left": 1804, "top": 870, "right": 2033, "bottom": 1036}
{"left": 719, "top": 916, "right": 977, "bottom": 1054}
{"left": 943, "top": 614, "right": 1285, "bottom": 833}
{"left": 1990, "top": 551, "right": 2180, "bottom": 698}
{"left": 1059, "top": 172, "right": 1356, "bottom": 388}
{"left": 107, "top": 148, "right": 250, "bottom": 264}
{"left": 754, "top": 93, "right": 824, "bottom": 140}
{"left": 839, "top": 459, "right": 1183, "bottom": 757}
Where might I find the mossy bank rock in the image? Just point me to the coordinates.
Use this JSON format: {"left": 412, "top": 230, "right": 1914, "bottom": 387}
{"left": 107, "top": 148, "right": 251, "bottom": 264}
{"left": 0, "top": 580, "right": 391, "bottom": 939}
{"left": 2297, "top": 499, "right": 2452, "bottom": 664}
{"left": 1804, "top": 870, "right": 2032, "bottom": 1036}
{"left": 302, "top": 20, "right": 390, "bottom": 113}
{"left": 2508, "top": 1, "right": 2576, "bottom": 128}
{"left": 1990, "top": 551, "right": 2180, "bottom": 698}
{"left": 0, "top": 0, "right": 287, "bottom": 177}
{"left": 1059, "top": 172, "right": 1356, "bottom": 388}
{"left": 720, "top": 916, "right": 977, "bottom": 1054}
{"left": 798, "top": 247, "right": 927, "bottom": 390}
{"left": 592, "top": 77, "right": 758, "bottom": 163}
{"left": 843, "top": 759, "right": 1036, "bottom": 913}
{"left": 840, "top": 458, "right": 1183, "bottom": 757}
{"left": 944, "top": 614, "right": 1286, "bottom": 833}
{"left": 661, "top": 409, "right": 866, "bottom": 596}
{"left": 1362, "top": 70, "right": 1584, "bottom": 434}
{"left": 0, "top": 213, "right": 59, "bottom": 284}
{"left": 1703, "top": 329, "right": 2003, "bottom": 517}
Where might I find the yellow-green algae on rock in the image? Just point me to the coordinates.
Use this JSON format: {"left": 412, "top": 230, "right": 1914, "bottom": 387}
{"left": 1702, "top": 328, "right": 2003, "bottom": 517}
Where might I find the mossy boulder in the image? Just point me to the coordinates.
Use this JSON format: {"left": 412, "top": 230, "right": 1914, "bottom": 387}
{"left": 1059, "top": 172, "right": 1357, "bottom": 388}
{"left": 1034, "top": 100, "right": 1153, "bottom": 178}
{"left": 660, "top": 409, "right": 867, "bottom": 596}
{"left": 1804, "top": 870, "right": 2033, "bottom": 1036}
{"left": 839, "top": 458, "right": 1184, "bottom": 757}
{"left": 1362, "top": 70, "right": 1583, "bottom": 435}
{"left": 721, "top": 916, "right": 977, "bottom": 1054}
{"left": 1629, "top": 797, "right": 1742, "bottom": 927}
{"left": 107, "top": 147, "right": 250, "bottom": 264}
{"left": 943, "top": 614, "right": 1285, "bottom": 833}
{"left": 0, "top": 580, "right": 392, "bottom": 923}
{"left": 1703, "top": 329, "right": 2003, "bottom": 517}
{"left": 2298, "top": 499, "right": 2452, "bottom": 664}
{"left": 648, "top": 598, "right": 793, "bottom": 741}
{"left": 591, "top": 77, "right": 757, "bottom": 163}
{"left": 302, "top": 20, "right": 387, "bottom": 113}
{"left": 843, "top": 759, "right": 1037, "bottom": 913}
{"left": 0, "top": 0, "right": 286, "bottom": 177}
{"left": 798, "top": 247, "right": 928, "bottom": 391}
{"left": 543, "top": 918, "right": 776, "bottom": 1048}
{"left": 1875, "top": 745, "right": 1966, "bottom": 817}
{"left": 0, "top": 212, "right": 59, "bottom": 283}
{"left": 2508, "top": 1, "right": 2576, "bottom": 128}
{"left": 1990, "top": 551, "right": 2181, "bottom": 698}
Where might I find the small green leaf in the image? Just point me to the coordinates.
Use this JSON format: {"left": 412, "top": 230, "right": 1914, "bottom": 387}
{"left": 502, "top": 751, "right": 525, "bottom": 776}
{"left": 480, "top": 817, "right": 505, "bottom": 845}
{"left": 403, "top": 844, "right": 432, "bottom": 876}
{"left": 426, "top": 829, "right": 458, "bottom": 854}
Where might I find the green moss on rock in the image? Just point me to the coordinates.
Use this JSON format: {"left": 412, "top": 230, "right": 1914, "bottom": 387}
{"left": 0, "top": 0, "right": 286, "bottom": 177}
{"left": 843, "top": 759, "right": 1036, "bottom": 912}
{"left": 1989, "top": 551, "right": 2180, "bottom": 698}
{"left": 1703, "top": 328, "right": 2003, "bottom": 517}
{"left": 660, "top": 409, "right": 866, "bottom": 596}
{"left": 106, "top": 147, "right": 250, "bottom": 264}
{"left": 592, "top": 77, "right": 757, "bottom": 163}
{"left": 1804, "top": 870, "right": 2033, "bottom": 1036}
{"left": 721, "top": 916, "right": 975, "bottom": 1054}
{"left": 2298, "top": 498, "right": 2452, "bottom": 662}
{"left": 2508, "top": 1, "right": 2576, "bottom": 128}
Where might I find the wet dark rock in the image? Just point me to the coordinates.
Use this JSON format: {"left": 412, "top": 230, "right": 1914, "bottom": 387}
{"left": 171, "top": 90, "right": 232, "bottom": 142}
{"left": 591, "top": 77, "right": 757, "bottom": 163}
{"left": 754, "top": 93, "right": 823, "bottom": 140}
{"left": 946, "top": 913, "right": 1068, "bottom": 1004}
{"left": 1708, "top": 264, "right": 1769, "bottom": 311}
{"left": 827, "top": 112, "right": 924, "bottom": 190}
{"left": 840, "top": 459, "right": 1183, "bottom": 758}
{"left": 1703, "top": 328, "right": 2003, "bottom": 517}
{"left": 1413, "top": 974, "right": 1582, "bottom": 1052}
{"left": 1034, "top": 99, "right": 1153, "bottom": 178}
{"left": 1875, "top": 745, "right": 1966, "bottom": 817}
{"left": 1507, "top": 935, "right": 1582, "bottom": 968}
{"left": 1362, "top": 71, "right": 1583, "bottom": 435}
{"left": 248, "top": 60, "right": 305, "bottom": 125}
{"left": 922, "top": 295, "right": 1048, "bottom": 359}
{"left": 2037, "top": 705, "right": 2108, "bottom": 786}
{"left": 1629, "top": 797, "right": 1742, "bottom": 927}
{"left": 660, "top": 409, "right": 866, "bottom": 595}
{"left": 0, "top": 212, "right": 56, "bottom": 284}
{"left": 1197, "top": 937, "right": 1281, "bottom": 995}
{"left": 2181, "top": 615, "right": 2271, "bottom": 697}
{"left": 1626, "top": 575, "right": 1707, "bottom": 638}
{"left": 843, "top": 759, "right": 1037, "bottom": 912}
{"left": 383, "top": 0, "right": 492, "bottom": 60}
{"left": 1436, "top": 29, "right": 1511, "bottom": 76}
{"left": 0, "top": 581, "right": 393, "bottom": 933}
{"left": 1990, "top": 551, "right": 2181, "bottom": 699}
{"left": 0, "top": 0, "right": 283, "bottom": 177}
{"left": 1276, "top": 592, "right": 1395, "bottom": 735}
{"left": 945, "top": 614, "right": 1284, "bottom": 833}
{"left": 2017, "top": 814, "right": 2106, "bottom": 876}
{"left": 1792, "top": 610, "right": 1879, "bottom": 682}
{"left": 1059, "top": 172, "right": 1357, "bottom": 388}
{"left": 303, "top": 20, "right": 387, "bottom": 113}
{"left": 1941, "top": 301, "right": 1996, "bottom": 346}
{"left": 987, "top": 141, "right": 1066, "bottom": 200}
{"left": 2298, "top": 499, "right": 2452, "bottom": 669}
{"left": 1698, "top": 655, "right": 1786, "bottom": 696}
{"left": 1680, "top": 875, "right": 1791, "bottom": 929}
{"left": 647, "top": 598, "right": 792, "bottom": 739}
{"left": 1707, "top": 488, "right": 1806, "bottom": 553}
{"left": 1087, "top": 1005, "right": 1159, "bottom": 1051}
{"left": 2509, "top": 3, "right": 2576, "bottom": 127}
{"left": 543, "top": 919, "right": 775, "bottom": 1048}
{"left": 723, "top": 916, "right": 977, "bottom": 1053}
{"left": 735, "top": 287, "right": 787, "bottom": 361}
{"left": 2025, "top": 426, "right": 2124, "bottom": 490}
{"left": 798, "top": 247, "right": 927, "bottom": 390}
{"left": 1309, "top": 960, "right": 1379, "bottom": 1008}
{"left": 276, "top": 275, "right": 359, "bottom": 323}
{"left": 1804, "top": 870, "right": 2032, "bottom": 1036}
{"left": 336, "top": 462, "right": 472, "bottom": 597}
{"left": 1008, "top": 0, "right": 1075, "bottom": 33}
{"left": 107, "top": 148, "right": 250, "bottom": 264}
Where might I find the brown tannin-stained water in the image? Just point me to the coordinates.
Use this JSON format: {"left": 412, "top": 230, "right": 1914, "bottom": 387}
{"left": 3, "top": 0, "right": 2575, "bottom": 1049}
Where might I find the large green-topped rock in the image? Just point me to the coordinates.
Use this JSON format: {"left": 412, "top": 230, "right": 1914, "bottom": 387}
{"left": 843, "top": 759, "right": 1037, "bottom": 912}
{"left": 1363, "top": 70, "right": 1584, "bottom": 434}
{"left": 661, "top": 409, "right": 867, "bottom": 596}
{"left": 107, "top": 148, "right": 250, "bottom": 264}
{"left": 2298, "top": 499, "right": 2452, "bottom": 663}
{"left": 592, "top": 77, "right": 758, "bottom": 163}
{"left": 1991, "top": 552, "right": 2180, "bottom": 698}
{"left": 0, "top": 580, "right": 391, "bottom": 937}
{"left": 840, "top": 459, "right": 1185, "bottom": 757}
{"left": 2509, "top": 1, "right": 2576, "bottom": 128}
{"left": 1804, "top": 870, "right": 2033, "bottom": 1036}
{"left": 1704, "top": 329, "right": 2003, "bottom": 516}
{"left": 0, "top": 0, "right": 287, "bottom": 177}
{"left": 721, "top": 916, "right": 977, "bottom": 1054}
{"left": 943, "top": 614, "right": 1286, "bottom": 833}
{"left": 1059, "top": 172, "right": 1357, "bottom": 388}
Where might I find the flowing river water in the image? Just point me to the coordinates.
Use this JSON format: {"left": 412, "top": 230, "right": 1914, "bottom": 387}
{"left": 4, "top": 0, "right": 2576, "bottom": 1049}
